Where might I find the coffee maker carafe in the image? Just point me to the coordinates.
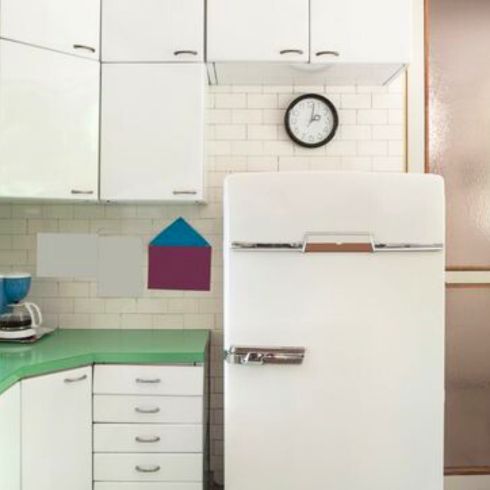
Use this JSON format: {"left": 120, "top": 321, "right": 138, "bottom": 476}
{"left": 0, "top": 273, "right": 43, "bottom": 341}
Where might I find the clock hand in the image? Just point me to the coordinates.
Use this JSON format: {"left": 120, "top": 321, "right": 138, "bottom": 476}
{"left": 308, "top": 103, "right": 315, "bottom": 126}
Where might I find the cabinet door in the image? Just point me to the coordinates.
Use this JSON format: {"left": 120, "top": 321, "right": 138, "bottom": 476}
{"left": 0, "top": 385, "right": 20, "bottom": 490}
{"left": 102, "top": 0, "right": 203, "bottom": 62}
{"left": 0, "top": 0, "right": 100, "bottom": 59}
{"left": 311, "top": 0, "right": 411, "bottom": 64}
{"left": 0, "top": 41, "right": 99, "bottom": 200}
{"left": 22, "top": 367, "right": 92, "bottom": 490}
{"left": 101, "top": 64, "right": 204, "bottom": 201}
{"left": 207, "top": 0, "right": 308, "bottom": 62}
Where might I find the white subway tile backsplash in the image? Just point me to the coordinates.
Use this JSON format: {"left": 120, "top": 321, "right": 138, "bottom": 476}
{"left": 214, "top": 93, "right": 247, "bottom": 109}
{"left": 0, "top": 219, "right": 27, "bottom": 235}
{"left": 341, "top": 94, "right": 371, "bottom": 109}
{"left": 358, "top": 140, "right": 389, "bottom": 156}
{"left": 357, "top": 109, "right": 389, "bottom": 125}
{"left": 247, "top": 124, "right": 278, "bottom": 140}
{"left": 215, "top": 125, "right": 247, "bottom": 140}
{"left": 247, "top": 94, "right": 278, "bottom": 109}
{"left": 372, "top": 125, "right": 404, "bottom": 140}
{"left": 231, "top": 109, "right": 263, "bottom": 124}
{"left": 372, "top": 93, "right": 404, "bottom": 109}
{"left": 339, "top": 125, "right": 372, "bottom": 140}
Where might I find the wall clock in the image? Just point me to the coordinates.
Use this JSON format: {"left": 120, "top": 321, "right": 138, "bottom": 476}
{"left": 284, "top": 94, "right": 339, "bottom": 148}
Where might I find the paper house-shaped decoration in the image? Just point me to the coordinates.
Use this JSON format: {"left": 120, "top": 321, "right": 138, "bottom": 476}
{"left": 148, "top": 218, "right": 211, "bottom": 291}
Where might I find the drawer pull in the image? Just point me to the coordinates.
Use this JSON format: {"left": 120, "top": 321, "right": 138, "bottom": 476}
{"left": 135, "top": 465, "right": 161, "bottom": 473}
{"left": 135, "top": 378, "right": 161, "bottom": 384}
{"left": 135, "top": 436, "right": 161, "bottom": 443}
{"left": 135, "top": 406, "right": 160, "bottom": 414}
{"left": 64, "top": 374, "right": 88, "bottom": 383}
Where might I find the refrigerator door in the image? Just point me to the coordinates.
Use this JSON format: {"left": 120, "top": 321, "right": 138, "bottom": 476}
{"left": 224, "top": 172, "right": 444, "bottom": 490}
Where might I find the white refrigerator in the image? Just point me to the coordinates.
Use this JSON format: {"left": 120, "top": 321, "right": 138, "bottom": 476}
{"left": 223, "top": 172, "right": 445, "bottom": 490}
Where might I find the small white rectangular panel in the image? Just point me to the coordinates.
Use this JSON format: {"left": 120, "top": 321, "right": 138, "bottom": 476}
{"left": 37, "top": 233, "right": 97, "bottom": 279}
{"left": 97, "top": 236, "right": 143, "bottom": 297}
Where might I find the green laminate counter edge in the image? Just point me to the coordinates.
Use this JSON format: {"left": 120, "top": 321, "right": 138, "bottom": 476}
{"left": 0, "top": 329, "right": 209, "bottom": 395}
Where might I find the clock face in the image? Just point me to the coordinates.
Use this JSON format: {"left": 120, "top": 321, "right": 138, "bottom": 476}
{"left": 284, "top": 94, "right": 339, "bottom": 148}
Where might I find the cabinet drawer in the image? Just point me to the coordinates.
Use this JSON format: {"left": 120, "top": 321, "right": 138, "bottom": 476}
{"left": 94, "top": 395, "right": 202, "bottom": 424}
{"left": 95, "top": 484, "right": 202, "bottom": 490}
{"left": 94, "top": 453, "right": 203, "bottom": 482}
{"left": 94, "top": 424, "right": 203, "bottom": 453}
{"left": 94, "top": 365, "right": 203, "bottom": 395}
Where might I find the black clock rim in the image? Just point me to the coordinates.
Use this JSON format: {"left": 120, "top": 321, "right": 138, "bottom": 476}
{"left": 284, "top": 93, "right": 339, "bottom": 148}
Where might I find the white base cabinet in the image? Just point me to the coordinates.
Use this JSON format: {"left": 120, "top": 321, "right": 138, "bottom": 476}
{"left": 100, "top": 63, "right": 205, "bottom": 202}
{"left": 0, "top": 363, "right": 206, "bottom": 489}
{"left": 21, "top": 367, "right": 92, "bottom": 490}
{"left": 0, "top": 40, "right": 99, "bottom": 200}
{"left": 0, "top": 384, "right": 21, "bottom": 490}
{"left": 93, "top": 365, "right": 205, "bottom": 488}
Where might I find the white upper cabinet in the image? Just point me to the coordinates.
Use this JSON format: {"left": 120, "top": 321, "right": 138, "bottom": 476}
{"left": 207, "top": 0, "right": 309, "bottom": 62}
{"left": 0, "top": 41, "right": 99, "bottom": 200}
{"left": 0, "top": 0, "right": 100, "bottom": 59}
{"left": 22, "top": 367, "right": 92, "bottom": 490}
{"left": 101, "top": 63, "right": 205, "bottom": 202}
{"left": 102, "top": 0, "right": 204, "bottom": 62}
{"left": 0, "top": 385, "right": 20, "bottom": 490}
{"left": 207, "top": 0, "right": 411, "bottom": 84}
{"left": 310, "top": 0, "right": 411, "bottom": 64}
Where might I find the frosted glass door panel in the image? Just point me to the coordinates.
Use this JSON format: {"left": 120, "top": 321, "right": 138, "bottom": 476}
{"left": 445, "top": 288, "right": 490, "bottom": 468}
{"left": 428, "top": 0, "right": 490, "bottom": 268}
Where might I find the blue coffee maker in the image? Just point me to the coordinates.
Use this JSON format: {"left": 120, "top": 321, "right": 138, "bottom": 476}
{"left": 0, "top": 273, "right": 43, "bottom": 340}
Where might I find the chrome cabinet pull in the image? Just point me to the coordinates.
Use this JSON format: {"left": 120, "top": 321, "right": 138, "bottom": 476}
{"left": 135, "top": 407, "right": 160, "bottom": 414}
{"left": 316, "top": 50, "right": 340, "bottom": 57}
{"left": 71, "top": 189, "right": 94, "bottom": 195}
{"left": 64, "top": 374, "right": 88, "bottom": 383}
{"left": 73, "top": 44, "right": 96, "bottom": 53}
{"left": 136, "top": 377, "right": 161, "bottom": 384}
{"left": 135, "top": 465, "right": 161, "bottom": 473}
{"left": 174, "top": 50, "right": 198, "bottom": 56}
{"left": 173, "top": 190, "right": 197, "bottom": 195}
{"left": 135, "top": 436, "right": 161, "bottom": 443}
{"left": 279, "top": 49, "right": 304, "bottom": 55}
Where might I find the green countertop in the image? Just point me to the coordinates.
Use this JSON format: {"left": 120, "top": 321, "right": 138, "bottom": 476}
{"left": 0, "top": 329, "right": 209, "bottom": 395}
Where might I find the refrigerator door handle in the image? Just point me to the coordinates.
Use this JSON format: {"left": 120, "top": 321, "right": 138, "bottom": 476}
{"left": 231, "top": 232, "right": 443, "bottom": 253}
{"left": 225, "top": 346, "right": 305, "bottom": 365}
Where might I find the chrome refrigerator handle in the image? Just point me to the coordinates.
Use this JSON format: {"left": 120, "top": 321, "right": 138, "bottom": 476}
{"left": 225, "top": 346, "right": 305, "bottom": 365}
{"left": 231, "top": 232, "right": 443, "bottom": 253}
